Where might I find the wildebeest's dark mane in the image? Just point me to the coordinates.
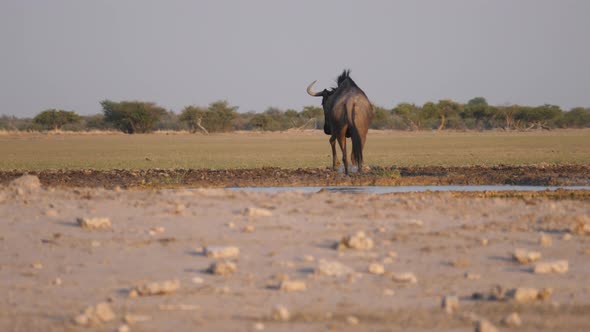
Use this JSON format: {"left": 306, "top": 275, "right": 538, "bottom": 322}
{"left": 336, "top": 69, "right": 358, "bottom": 88}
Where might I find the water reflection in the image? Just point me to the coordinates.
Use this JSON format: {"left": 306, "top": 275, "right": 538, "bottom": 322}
{"left": 227, "top": 185, "right": 590, "bottom": 194}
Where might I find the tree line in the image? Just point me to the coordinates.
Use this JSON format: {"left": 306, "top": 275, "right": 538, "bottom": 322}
{"left": 1, "top": 98, "right": 589, "bottom": 133}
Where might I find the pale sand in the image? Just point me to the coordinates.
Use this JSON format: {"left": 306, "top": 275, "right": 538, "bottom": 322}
{"left": 1, "top": 185, "right": 589, "bottom": 331}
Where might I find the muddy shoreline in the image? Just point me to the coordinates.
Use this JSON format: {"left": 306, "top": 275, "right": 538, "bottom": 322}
{"left": 1, "top": 164, "right": 589, "bottom": 189}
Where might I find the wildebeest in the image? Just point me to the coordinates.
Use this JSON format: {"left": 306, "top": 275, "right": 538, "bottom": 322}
{"left": 306, "top": 70, "right": 373, "bottom": 175}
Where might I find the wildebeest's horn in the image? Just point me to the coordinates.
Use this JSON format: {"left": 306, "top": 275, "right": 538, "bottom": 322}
{"left": 306, "top": 80, "right": 323, "bottom": 97}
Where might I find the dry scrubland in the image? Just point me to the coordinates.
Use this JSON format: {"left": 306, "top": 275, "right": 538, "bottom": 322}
{"left": 1, "top": 130, "right": 590, "bottom": 331}
{"left": 0, "top": 129, "right": 589, "bottom": 170}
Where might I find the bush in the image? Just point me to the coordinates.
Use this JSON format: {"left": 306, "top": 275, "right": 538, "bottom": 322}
{"left": 180, "top": 100, "right": 238, "bottom": 133}
{"left": 33, "top": 109, "right": 81, "bottom": 130}
{"left": 101, "top": 100, "right": 166, "bottom": 134}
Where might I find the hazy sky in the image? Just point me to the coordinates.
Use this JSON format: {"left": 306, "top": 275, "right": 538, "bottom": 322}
{"left": 2, "top": 0, "right": 589, "bottom": 117}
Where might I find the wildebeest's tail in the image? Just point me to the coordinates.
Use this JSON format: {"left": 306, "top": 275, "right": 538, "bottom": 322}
{"left": 350, "top": 104, "right": 363, "bottom": 169}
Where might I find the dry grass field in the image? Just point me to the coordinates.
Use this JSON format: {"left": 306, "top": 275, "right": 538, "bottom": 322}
{"left": 0, "top": 129, "right": 589, "bottom": 170}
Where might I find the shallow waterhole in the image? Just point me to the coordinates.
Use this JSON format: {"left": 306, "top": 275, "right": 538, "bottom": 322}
{"left": 227, "top": 185, "right": 590, "bottom": 194}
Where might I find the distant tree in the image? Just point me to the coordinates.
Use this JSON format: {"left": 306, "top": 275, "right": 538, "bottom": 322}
{"left": 462, "top": 97, "right": 491, "bottom": 129}
{"left": 101, "top": 100, "right": 166, "bottom": 134}
{"left": 300, "top": 105, "right": 324, "bottom": 130}
{"left": 179, "top": 106, "right": 208, "bottom": 133}
{"left": 33, "top": 109, "right": 81, "bottom": 131}
{"left": 83, "top": 114, "right": 112, "bottom": 130}
{"left": 514, "top": 104, "right": 562, "bottom": 129}
{"left": 561, "top": 107, "right": 590, "bottom": 128}
{"left": 392, "top": 103, "right": 425, "bottom": 130}
{"left": 493, "top": 105, "right": 519, "bottom": 130}
{"left": 435, "top": 100, "right": 463, "bottom": 131}
{"left": 205, "top": 100, "right": 238, "bottom": 132}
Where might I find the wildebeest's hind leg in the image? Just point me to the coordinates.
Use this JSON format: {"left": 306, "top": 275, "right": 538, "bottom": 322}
{"left": 336, "top": 130, "right": 349, "bottom": 175}
{"left": 330, "top": 136, "right": 337, "bottom": 170}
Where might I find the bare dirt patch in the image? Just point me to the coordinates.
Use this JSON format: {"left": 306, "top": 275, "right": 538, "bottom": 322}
{"left": 1, "top": 177, "right": 590, "bottom": 331}
{"left": 0, "top": 164, "right": 589, "bottom": 189}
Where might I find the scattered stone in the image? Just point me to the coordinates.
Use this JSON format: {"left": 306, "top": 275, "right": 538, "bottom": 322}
{"left": 316, "top": 259, "right": 353, "bottom": 277}
{"left": 52, "top": 277, "right": 62, "bottom": 286}
{"left": 383, "top": 288, "right": 395, "bottom": 296}
{"left": 337, "top": 231, "right": 374, "bottom": 250}
{"left": 226, "top": 222, "right": 236, "bottom": 229}
{"left": 9, "top": 175, "right": 41, "bottom": 194}
{"left": 124, "top": 314, "right": 151, "bottom": 324}
{"left": 73, "top": 302, "right": 116, "bottom": 326}
{"left": 368, "top": 262, "right": 385, "bottom": 275}
{"left": 208, "top": 261, "right": 237, "bottom": 276}
{"left": 533, "top": 260, "right": 569, "bottom": 274}
{"left": 450, "top": 257, "right": 471, "bottom": 268}
{"left": 501, "top": 312, "right": 522, "bottom": 327}
{"left": 158, "top": 304, "right": 200, "bottom": 311}
{"left": 148, "top": 227, "right": 165, "bottom": 236}
{"left": 475, "top": 319, "right": 499, "bottom": 332}
{"left": 303, "top": 255, "right": 315, "bottom": 262}
{"left": 242, "top": 225, "right": 255, "bottom": 233}
{"left": 512, "top": 248, "right": 542, "bottom": 264}
{"left": 480, "top": 238, "right": 489, "bottom": 246}
{"left": 253, "top": 322, "right": 265, "bottom": 330}
{"left": 539, "top": 233, "right": 553, "bottom": 247}
{"left": 391, "top": 272, "right": 417, "bottom": 284}
{"left": 407, "top": 219, "right": 424, "bottom": 227}
{"left": 45, "top": 209, "right": 58, "bottom": 217}
{"left": 192, "top": 277, "right": 204, "bottom": 284}
{"left": 584, "top": 248, "right": 590, "bottom": 256}
{"left": 465, "top": 272, "right": 481, "bottom": 280}
{"left": 441, "top": 295, "right": 460, "bottom": 314}
{"left": 271, "top": 305, "right": 290, "bottom": 321}
{"left": 244, "top": 207, "right": 272, "bottom": 217}
{"left": 572, "top": 216, "right": 590, "bottom": 235}
{"left": 77, "top": 217, "right": 112, "bottom": 230}
{"left": 174, "top": 204, "right": 185, "bottom": 214}
{"left": 133, "top": 280, "right": 180, "bottom": 296}
{"left": 31, "top": 262, "right": 43, "bottom": 269}
{"left": 506, "top": 287, "right": 553, "bottom": 303}
{"left": 117, "top": 324, "right": 130, "bottom": 332}
{"left": 91, "top": 240, "right": 101, "bottom": 247}
{"left": 204, "top": 246, "right": 240, "bottom": 259}
{"left": 346, "top": 315, "right": 359, "bottom": 325}
{"left": 562, "top": 233, "right": 572, "bottom": 241}
{"left": 278, "top": 280, "right": 306, "bottom": 292}
{"left": 387, "top": 251, "right": 398, "bottom": 258}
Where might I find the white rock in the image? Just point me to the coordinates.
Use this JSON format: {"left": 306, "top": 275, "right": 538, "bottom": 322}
{"left": 475, "top": 319, "right": 498, "bottom": 332}
{"left": 441, "top": 295, "right": 459, "bottom": 314}
{"left": 192, "top": 277, "right": 204, "bottom": 284}
{"left": 244, "top": 207, "right": 272, "bottom": 217}
{"left": 346, "top": 316, "right": 360, "bottom": 325}
{"left": 391, "top": 272, "right": 417, "bottom": 284}
{"left": 501, "top": 312, "right": 522, "bottom": 327}
{"left": 368, "top": 263, "right": 385, "bottom": 275}
{"left": 533, "top": 260, "right": 569, "bottom": 274}
{"left": 338, "top": 231, "right": 374, "bottom": 250}
{"left": 278, "top": 280, "right": 306, "bottom": 292}
{"left": 9, "top": 175, "right": 41, "bottom": 194}
{"left": 271, "top": 305, "right": 290, "bottom": 321}
{"left": 73, "top": 302, "right": 116, "bottom": 326}
{"left": 512, "top": 248, "right": 541, "bottom": 264}
{"left": 204, "top": 246, "right": 240, "bottom": 259}
{"left": 117, "top": 324, "right": 130, "bottom": 332}
{"left": 208, "top": 261, "right": 237, "bottom": 276}
{"left": 77, "top": 217, "right": 112, "bottom": 230}
{"left": 539, "top": 233, "right": 553, "bottom": 247}
{"left": 124, "top": 314, "right": 151, "bottom": 324}
{"left": 464, "top": 272, "right": 481, "bottom": 280}
{"left": 316, "top": 259, "right": 353, "bottom": 277}
{"left": 134, "top": 280, "right": 180, "bottom": 296}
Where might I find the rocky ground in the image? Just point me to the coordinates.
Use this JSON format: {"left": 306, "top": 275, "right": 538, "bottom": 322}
{"left": 0, "top": 164, "right": 589, "bottom": 188}
{"left": 1, "top": 176, "right": 589, "bottom": 331}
